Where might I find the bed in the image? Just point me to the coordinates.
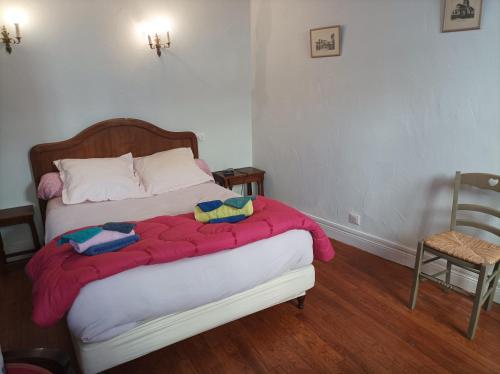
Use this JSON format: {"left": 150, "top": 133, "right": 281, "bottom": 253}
{"left": 29, "top": 118, "right": 320, "bottom": 373}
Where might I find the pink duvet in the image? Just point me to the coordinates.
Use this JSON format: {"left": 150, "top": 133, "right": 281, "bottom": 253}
{"left": 26, "top": 196, "right": 334, "bottom": 327}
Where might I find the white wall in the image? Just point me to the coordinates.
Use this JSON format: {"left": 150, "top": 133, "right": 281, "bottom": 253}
{"left": 0, "top": 0, "right": 252, "bottom": 253}
{"left": 1, "top": 0, "right": 498, "bottom": 266}
{"left": 251, "top": 0, "right": 500, "bottom": 252}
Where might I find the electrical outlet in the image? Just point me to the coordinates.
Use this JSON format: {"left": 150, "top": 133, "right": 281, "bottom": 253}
{"left": 348, "top": 212, "right": 361, "bottom": 226}
{"left": 195, "top": 132, "right": 206, "bottom": 142}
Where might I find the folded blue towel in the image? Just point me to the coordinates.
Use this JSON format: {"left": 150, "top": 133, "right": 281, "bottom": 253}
{"left": 197, "top": 200, "right": 224, "bottom": 212}
{"left": 102, "top": 222, "right": 136, "bottom": 234}
{"left": 58, "top": 227, "right": 102, "bottom": 246}
{"left": 209, "top": 214, "right": 248, "bottom": 224}
{"left": 82, "top": 234, "right": 140, "bottom": 256}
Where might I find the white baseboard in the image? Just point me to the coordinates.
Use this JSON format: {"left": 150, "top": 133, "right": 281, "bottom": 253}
{"left": 307, "top": 213, "right": 500, "bottom": 304}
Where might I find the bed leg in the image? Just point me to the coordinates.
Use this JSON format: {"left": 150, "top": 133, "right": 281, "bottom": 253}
{"left": 297, "top": 295, "right": 306, "bottom": 309}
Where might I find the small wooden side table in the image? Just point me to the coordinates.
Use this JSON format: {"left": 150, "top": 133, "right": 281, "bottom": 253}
{"left": 0, "top": 205, "right": 41, "bottom": 263}
{"left": 213, "top": 167, "right": 266, "bottom": 196}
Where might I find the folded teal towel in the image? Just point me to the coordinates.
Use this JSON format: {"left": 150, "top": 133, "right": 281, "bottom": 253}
{"left": 224, "top": 196, "right": 254, "bottom": 209}
{"left": 58, "top": 227, "right": 102, "bottom": 246}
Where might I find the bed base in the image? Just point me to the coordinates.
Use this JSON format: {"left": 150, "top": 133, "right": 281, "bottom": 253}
{"left": 72, "top": 265, "right": 315, "bottom": 374}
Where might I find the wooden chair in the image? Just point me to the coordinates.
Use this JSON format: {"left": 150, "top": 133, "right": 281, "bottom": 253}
{"left": 409, "top": 172, "right": 500, "bottom": 339}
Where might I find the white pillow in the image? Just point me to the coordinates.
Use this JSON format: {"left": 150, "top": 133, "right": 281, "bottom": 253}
{"left": 54, "top": 153, "right": 149, "bottom": 205}
{"left": 134, "top": 148, "right": 214, "bottom": 195}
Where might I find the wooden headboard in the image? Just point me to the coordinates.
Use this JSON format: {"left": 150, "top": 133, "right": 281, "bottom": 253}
{"left": 30, "top": 118, "right": 198, "bottom": 221}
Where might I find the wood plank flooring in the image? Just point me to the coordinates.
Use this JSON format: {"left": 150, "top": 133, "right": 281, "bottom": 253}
{"left": 1, "top": 240, "right": 499, "bottom": 373}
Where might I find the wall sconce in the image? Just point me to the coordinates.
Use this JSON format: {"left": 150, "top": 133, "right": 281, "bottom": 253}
{"left": 148, "top": 31, "right": 170, "bottom": 57}
{"left": 1, "top": 8, "right": 26, "bottom": 54}
{"left": 139, "top": 18, "right": 171, "bottom": 57}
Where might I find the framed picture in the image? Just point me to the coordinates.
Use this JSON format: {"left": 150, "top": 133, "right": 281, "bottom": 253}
{"left": 442, "top": 0, "right": 483, "bottom": 32}
{"left": 310, "top": 25, "right": 341, "bottom": 58}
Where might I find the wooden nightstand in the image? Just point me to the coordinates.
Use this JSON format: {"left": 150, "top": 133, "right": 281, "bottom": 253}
{"left": 213, "top": 167, "right": 266, "bottom": 196}
{"left": 0, "top": 205, "right": 41, "bottom": 263}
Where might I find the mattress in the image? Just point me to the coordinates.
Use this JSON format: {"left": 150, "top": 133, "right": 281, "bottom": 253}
{"left": 74, "top": 265, "right": 315, "bottom": 374}
{"left": 69, "top": 229, "right": 312, "bottom": 343}
{"left": 44, "top": 182, "right": 314, "bottom": 343}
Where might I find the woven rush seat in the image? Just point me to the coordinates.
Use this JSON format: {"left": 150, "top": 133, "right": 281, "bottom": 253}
{"left": 424, "top": 231, "right": 500, "bottom": 265}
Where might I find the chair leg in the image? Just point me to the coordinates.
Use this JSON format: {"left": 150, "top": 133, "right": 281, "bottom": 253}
{"left": 467, "top": 265, "right": 488, "bottom": 339}
{"left": 444, "top": 261, "right": 452, "bottom": 293}
{"left": 409, "top": 241, "right": 425, "bottom": 310}
{"left": 485, "top": 262, "right": 500, "bottom": 312}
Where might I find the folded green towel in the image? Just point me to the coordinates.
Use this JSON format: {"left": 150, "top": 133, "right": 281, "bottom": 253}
{"left": 224, "top": 196, "right": 253, "bottom": 209}
{"left": 58, "top": 227, "right": 102, "bottom": 246}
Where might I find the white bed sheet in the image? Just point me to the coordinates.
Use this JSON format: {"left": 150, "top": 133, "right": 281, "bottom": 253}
{"left": 44, "top": 182, "right": 314, "bottom": 343}
{"left": 45, "top": 181, "right": 237, "bottom": 243}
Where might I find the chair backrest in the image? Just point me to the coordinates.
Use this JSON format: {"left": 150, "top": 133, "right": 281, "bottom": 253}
{"left": 450, "top": 171, "right": 500, "bottom": 237}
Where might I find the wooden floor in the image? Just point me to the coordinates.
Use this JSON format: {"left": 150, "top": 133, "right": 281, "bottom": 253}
{"left": 1, "top": 240, "right": 499, "bottom": 373}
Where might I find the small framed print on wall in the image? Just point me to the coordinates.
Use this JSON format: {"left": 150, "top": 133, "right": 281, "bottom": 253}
{"left": 442, "top": 0, "right": 483, "bottom": 32}
{"left": 310, "top": 25, "right": 341, "bottom": 58}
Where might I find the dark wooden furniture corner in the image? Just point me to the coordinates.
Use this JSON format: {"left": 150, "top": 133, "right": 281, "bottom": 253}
{"left": 3, "top": 348, "right": 74, "bottom": 374}
{"left": 0, "top": 205, "right": 41, "bottom": 264}
{"left": 213, "top": 167, "right": 266, "bottom": 196}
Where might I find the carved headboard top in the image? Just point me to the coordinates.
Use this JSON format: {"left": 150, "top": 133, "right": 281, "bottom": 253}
{"left": 30, "top": 118, "right": 199, "bottom": 220}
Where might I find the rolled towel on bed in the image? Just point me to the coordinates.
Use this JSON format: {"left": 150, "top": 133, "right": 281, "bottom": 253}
{"left": 194, "top": 196, "right": 254, "bottom": 223}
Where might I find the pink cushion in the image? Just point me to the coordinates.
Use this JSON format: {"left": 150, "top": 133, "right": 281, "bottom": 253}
{"left": 37, "top": 172, "right": 63, "bottom": 200}
{"left": 195, "top": 158, "right": 212, "bottom": 176}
